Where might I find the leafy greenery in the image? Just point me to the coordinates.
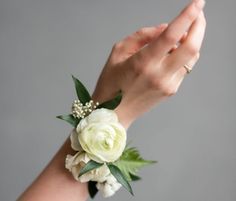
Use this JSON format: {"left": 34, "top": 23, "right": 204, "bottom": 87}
{"left": 79, "top": 160, "right": 103, "bottom": 177}
{"left": 57, "top": 76, "right": 122, "bottom": 127}
{"left": 88, "top": 181, "right": 98, "bottom": 199}
{"left": 129, "top": 173, "right": 141, "bottom": 181}
{"left": 98, "top": 91, "right": 122, "bottom": 110}
{"left": 56, "top": 114, "right": 80, "bottom": 127}
{"left": 114, "top": 147, "right": 156, "bottom": 181}
{"left": 72, "top": 75, "right": 91, "bottom": 104}
{"left": 108, "top": 164, "right": 133, "bottom": 196}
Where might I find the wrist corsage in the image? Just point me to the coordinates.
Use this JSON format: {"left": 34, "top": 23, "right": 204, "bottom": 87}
{"left": 57, "top": 75, "right": 156, "bottom": 198}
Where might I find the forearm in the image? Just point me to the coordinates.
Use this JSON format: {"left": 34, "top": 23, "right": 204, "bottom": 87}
{"left": 18, "top": 138, "right": 89, "bottom": 201}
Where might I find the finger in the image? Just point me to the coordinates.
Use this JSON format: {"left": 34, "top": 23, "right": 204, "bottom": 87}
{"left": 164, "top": 11, "right": 206, "bottom": 73}
{"left": 120, "top": 24, "right": 168, "bottom": 55}
{"left": 169, "top": 52, "right": 200, "bottom": 94}
{"left": 141, "top": 0, "right": 205, "bottom": 61}
{"left": 168, "top": 33, "right": 187, "bottom": 53}
{"left": 178, "top": 52, "right": 200, "bottom": 76}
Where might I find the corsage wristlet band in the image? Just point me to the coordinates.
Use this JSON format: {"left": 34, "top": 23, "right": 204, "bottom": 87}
{"left": 57, "top": 75, "right": 156, "bottom": 198}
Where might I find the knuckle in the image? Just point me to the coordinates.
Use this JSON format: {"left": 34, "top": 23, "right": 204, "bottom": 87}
{"left": 148, "top": 78, "right": 177, "bottom": 96}
{"left": 148, "top": 78, "right": 162, "bottom": 90}
{"left": 195, "top": 52, "right": 200, "bottom": 60}
{"left": 186, "top": 42, "right": 199, "bottom": 56}
{"left": 148, "top": 78, "right": 165, "bottom": 90}
{"left": 184, "top": 10, "right": 196, "bottom": 22}
{"left": 162, "top": 85, "right": 177, "bottom": 96}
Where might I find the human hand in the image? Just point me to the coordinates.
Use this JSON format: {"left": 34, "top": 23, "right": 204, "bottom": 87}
{"left": 92, "top": 23, "right": 168, "bottom": 103}
{"left": 93, "top": 0, "right": 206, "bottom": 128}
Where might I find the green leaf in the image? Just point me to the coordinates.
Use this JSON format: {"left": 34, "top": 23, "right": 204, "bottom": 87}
{"left": 79, "top": 160, "right": 103, "bottom": 177}
{"left": 129, "top": 173, "right": 141, "bottom": 181}
{"left": 108, "top": 164, "right": 133, "bottom": 195}
{"left": 72, "top": 75, "right": 91, "bottom": 104}
{"left": 113, "top": 147, "right": 156, "bottom": 181}
{"left": 98, "top": 91, "right": 122, "bottom": 109}
{"left": 88, "top": 181, "right": 98, "bottom": 199}
{"left": 56, "top": 114, "right": 80, "bottom": 127}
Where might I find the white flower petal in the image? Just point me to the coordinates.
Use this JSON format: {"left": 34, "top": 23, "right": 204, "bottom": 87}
{"left": 106, "top": 174, "right": 122, "bottom": 191}
{"left": 65, "top": 152, "right": 80, "bottom": 171}
{"left": 80, "top": 164, "right": 110, "bottom": 183}
{"left": 106, "top": 174, "right": 117, "bottom": 184}
{"left": 96, "top": 182, "right": 116, "bottom": 198}
{"left": 87, "top": 108, "right": 118, "bottom": 123}
{"left": 79, "top": 172, "right": 93, "bottom": 183}
{"left": 77, "top": 108, "right": 127, "bottom": 163}
{"left": 103, "top": 184, "right": 115, "bottom": 197}
{"left": 70, "top": 129, "right": 82, "bottom": 151}
{"left": 91, "top": 165, "right": 110, "bottom": 182}
{"left": 76, "top": 118, "right": 88, "bottom": 132}
{"left": 65, "top": 152, "right": 90, "bottom": 181}
{"left": 111, "top": 181, "right": 122, "bottom": 192}
{"left": 96, "top": 174, "right": 122, "bottom": 197}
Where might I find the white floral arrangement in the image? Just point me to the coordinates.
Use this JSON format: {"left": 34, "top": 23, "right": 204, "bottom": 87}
{"left": 57, "top": 75, "right": 156, "bottom": 198}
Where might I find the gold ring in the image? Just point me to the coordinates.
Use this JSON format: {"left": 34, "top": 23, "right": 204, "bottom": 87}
{"left": 183, "top": 64, "right": 192, "bottom": 74}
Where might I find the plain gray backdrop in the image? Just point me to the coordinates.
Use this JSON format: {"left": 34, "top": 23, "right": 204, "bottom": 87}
{"left": 0, "top": 0, "right": 235, "bottom": 200}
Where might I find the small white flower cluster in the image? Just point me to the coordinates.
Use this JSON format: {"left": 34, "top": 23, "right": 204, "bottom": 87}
{"left": 72, "top": 100, "right": 99, "bottom": 119}
{"left": 65, "top": 108, "right": 127, "bottom": 198}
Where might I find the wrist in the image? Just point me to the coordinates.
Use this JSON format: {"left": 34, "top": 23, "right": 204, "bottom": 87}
{"left": 92, "top": 93, "right": 135, "bottom": 130}
{"left": 114, "top": 104, "right": 136, "bottom": 130}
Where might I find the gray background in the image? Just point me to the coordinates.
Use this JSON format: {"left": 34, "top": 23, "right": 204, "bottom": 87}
{"left": 0, "top": 0, "right": 235, "bottom": 200}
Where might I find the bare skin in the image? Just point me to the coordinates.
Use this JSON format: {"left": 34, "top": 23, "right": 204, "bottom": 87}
{"left": 18, "top": 0, "right": 206, "bottom": 200}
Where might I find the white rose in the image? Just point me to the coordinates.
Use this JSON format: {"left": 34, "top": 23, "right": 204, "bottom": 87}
{"left": 96, "top": 174, "right": 122, "bottom": 197}
{"left": 65, "top": 151, "right": 110, "bottom": 183}
{"left": 76, "top": 108, "right": 127, "bottom": 163}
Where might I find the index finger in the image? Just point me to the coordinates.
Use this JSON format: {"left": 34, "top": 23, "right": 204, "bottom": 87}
{"left": 142, "top": 0, "right": 205, "bottom": 61}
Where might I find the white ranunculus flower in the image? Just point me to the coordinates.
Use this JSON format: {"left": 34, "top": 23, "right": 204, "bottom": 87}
{"left": 96, "top": 174, "right": 122, "bottom": 197}
{"left": 75, "top": 108, "right": 127, "bottom": 163}
{"left": 65, "top": 151, "right": 110, "bottom": 183}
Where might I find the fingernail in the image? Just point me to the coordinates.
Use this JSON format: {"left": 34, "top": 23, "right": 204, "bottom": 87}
{"left": 194, "top": 0, "right": 205, "bottom": 9}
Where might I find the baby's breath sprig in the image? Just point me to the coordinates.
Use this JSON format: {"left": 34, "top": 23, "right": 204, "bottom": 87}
{"left": 72, "top": 99, "right": 99, "bottom": 119}
{"left": 57, "top": 75, "right": 122, "bottom": 128}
